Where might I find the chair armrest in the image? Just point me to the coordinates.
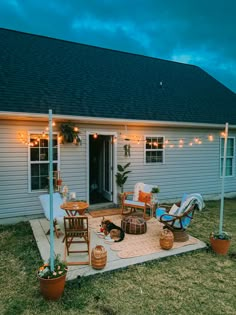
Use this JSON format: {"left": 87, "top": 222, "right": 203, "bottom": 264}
{"left": 122, "top": 191, "right": 134, "bottom": 201}
{"left": 160, "top": 213, "right": 180, "bottom": 222}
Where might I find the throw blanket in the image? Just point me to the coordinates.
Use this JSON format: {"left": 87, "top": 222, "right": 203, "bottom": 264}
{"left": 184, "top": 193, "right": 205, "bottom": 211}
{"left": 176, "top": 193, "right": 204, "bottom": 215}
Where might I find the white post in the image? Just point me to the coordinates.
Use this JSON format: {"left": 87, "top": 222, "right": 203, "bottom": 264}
{"left": 49, "top": 109, "right": 54, "bottom": 271}
{"left": 219, "top": 122, "right": 228, "bottom": 234}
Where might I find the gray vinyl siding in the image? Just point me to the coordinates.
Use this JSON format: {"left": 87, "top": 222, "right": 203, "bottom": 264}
{"left": 117, "top": 125, "right": 236, "bottom": 200}
{"left": 0, "top": 119, "right": 236, "bottom": 223}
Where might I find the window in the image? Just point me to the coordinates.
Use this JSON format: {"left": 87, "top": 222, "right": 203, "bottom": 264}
{"left": 29, "top": 133, "right": 59, "bottom": 191}
{"left": 220, "top": 137, "right": 235, "bottom": 177}
{"left": 145, "top": 136, "right": 164, "bottom": 163}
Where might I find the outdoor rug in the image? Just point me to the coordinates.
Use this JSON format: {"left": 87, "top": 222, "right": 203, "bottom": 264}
{"left": 88, "top": 215, "right": 199, "bottom": 259}
{"left": 89, "top": 208, "right": 122, "bottom": 218}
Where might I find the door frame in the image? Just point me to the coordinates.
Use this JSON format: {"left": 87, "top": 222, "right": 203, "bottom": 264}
{"left": 86, "top": 130, "right": 118, "bottom": 204}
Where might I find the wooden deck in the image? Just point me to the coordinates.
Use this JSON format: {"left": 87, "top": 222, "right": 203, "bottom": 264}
{"left": 30, "top": 215, "right": 206, "bottom": 281}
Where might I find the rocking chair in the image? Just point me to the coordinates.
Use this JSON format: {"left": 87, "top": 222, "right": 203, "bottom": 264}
{"left": 156, "top": 193, "right": 204, "bottom": 242}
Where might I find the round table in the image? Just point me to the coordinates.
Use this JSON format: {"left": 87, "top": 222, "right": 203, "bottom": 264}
{"left": 60, "top": 201, "right": 89, "bottom": 216}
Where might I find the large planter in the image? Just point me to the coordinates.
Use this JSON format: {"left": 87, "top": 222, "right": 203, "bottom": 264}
{"left": 38, "top": 273, "right": 67, "bottom": 300}
{"left": 210, "top": 237, "right": 231, "bottom": 255}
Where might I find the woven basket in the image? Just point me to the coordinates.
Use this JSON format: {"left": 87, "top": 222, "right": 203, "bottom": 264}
{"left": 91, "top": 245, "right": 107, "bottom": 269}
{"left": 159, "top": 229, "right": 174, "bottom": 250}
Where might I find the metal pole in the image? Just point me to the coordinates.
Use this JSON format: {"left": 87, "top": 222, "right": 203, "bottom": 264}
{"left": 49, "top": 109, "right": 54, "bottom": 271}
{"left": 219, "top": 122, "right": 228, "bottom": 234}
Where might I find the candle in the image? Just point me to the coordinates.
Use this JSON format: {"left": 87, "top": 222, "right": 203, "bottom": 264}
{"left": 70, "top": 192, "right": 76, "bottom": 200}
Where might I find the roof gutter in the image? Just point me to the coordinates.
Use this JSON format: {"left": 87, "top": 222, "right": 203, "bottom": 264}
{"left": 1, "top": 111, "right": 235, "bottom": 129}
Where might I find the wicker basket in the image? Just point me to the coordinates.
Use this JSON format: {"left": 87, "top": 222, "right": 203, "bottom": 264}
{"left": 159, "top": 229, "right": 174, "bottom": 250}
{"left": 91, "top": 245, "right": 107, "bottom": 269}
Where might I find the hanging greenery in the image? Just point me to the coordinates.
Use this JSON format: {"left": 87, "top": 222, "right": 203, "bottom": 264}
{"left": 59, "top": 122, "right": 82, "bottom": 145}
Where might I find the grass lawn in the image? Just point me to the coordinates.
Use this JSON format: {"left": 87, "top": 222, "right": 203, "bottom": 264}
{"left": 0, "top": 199, "right": 236, "bottom": 315}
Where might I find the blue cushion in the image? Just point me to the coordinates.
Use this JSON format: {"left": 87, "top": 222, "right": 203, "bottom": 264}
{"left": 156, "top": 206, "right": 193, "bottom": 229}
{"left": 156, "top": 208, "right": 174, "bottom": 221}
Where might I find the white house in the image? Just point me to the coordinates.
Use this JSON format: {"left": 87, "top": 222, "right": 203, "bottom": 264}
{"left": 1, "top": 28, "right": 236, "bottom": 223}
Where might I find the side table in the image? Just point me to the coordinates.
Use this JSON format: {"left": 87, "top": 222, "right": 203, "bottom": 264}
{"left": 60, "top": 201, "right": 89, "bottom": 216}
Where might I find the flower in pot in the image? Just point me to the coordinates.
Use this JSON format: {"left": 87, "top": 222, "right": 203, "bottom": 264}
{"left": 210, "top": 231, "right": 232, "bottom": 255}
{"left": 37, "top": 255, "right": 68, "bottom": 300}
{"left": 61, "top": 185, "right": 69, "bottom": 203}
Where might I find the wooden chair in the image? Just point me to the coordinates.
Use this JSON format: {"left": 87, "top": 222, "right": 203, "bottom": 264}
{"left": 63, "top": 216, "right": 90, "bottom": 265}
{"left": 122, "top": 182, "right": 156, "bottom": 219}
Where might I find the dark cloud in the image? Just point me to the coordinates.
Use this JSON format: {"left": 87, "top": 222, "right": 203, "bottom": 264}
{"left": 0, "top": 0, "right": 235, "bottom": 92}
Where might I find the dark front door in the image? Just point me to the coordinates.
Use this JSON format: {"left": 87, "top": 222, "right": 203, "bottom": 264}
{"left": 89, "top": 134, "right": 113, "bottom": 204}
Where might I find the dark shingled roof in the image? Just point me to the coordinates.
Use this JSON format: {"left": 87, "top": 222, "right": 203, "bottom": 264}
{"left": 0, "top": 27, "right": 236, "bottom": 125}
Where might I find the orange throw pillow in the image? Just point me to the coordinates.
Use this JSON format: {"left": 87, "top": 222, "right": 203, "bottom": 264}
{"left": 138, "top": 191, "right": 151, "bottom": 203}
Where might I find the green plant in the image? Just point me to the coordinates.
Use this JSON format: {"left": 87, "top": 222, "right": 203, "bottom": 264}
{"left": 60, "top": 122, "right": 81, "bottom": 145}
{"left": 115, "top": 162, "right": 131, "bottom": 193}
{"left": 210, "top": 231, "right": 232, "bottom": 240}
{"left": 151, "top": 186, "right": 160, "bottom": 193}
{"left": 38, "top": 255, "right": 68, "bottom": 279}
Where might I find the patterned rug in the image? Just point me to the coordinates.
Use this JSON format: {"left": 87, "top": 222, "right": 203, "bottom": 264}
{"left": 88, "top": 215, "right": 199, "bottom": 259}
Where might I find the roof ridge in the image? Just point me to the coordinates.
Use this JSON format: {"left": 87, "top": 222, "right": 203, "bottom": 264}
{"left": 0, "top": 27, "right": 195, "bottom": 68}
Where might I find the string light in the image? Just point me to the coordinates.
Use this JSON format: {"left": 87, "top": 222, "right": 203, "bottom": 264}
{"left": 208, "top": 134, "right": 214, "bottom": 141}
{"left": 221, "top": 132, "right": 226, "bottom": 137}
{"left": 18, "top": 121, "right": 57, "bottom": 146}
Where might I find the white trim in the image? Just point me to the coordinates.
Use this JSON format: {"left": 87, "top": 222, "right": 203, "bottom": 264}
{"left": 86, "top": 130, "right": 118, "bottom": 204}
{"left": 28, "top": 131, "right": 60, "bottom": 192}
{"left": 1, "top": 111, "right": 235, "bottom": 129}
{"left": 144, "top": 135, "right": 165, "bottom": 165}
{"left": 220, "top": 136, "right": 235, "bottom": 178}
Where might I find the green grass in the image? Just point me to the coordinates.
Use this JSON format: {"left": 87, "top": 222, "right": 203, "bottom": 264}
{"left": 0, "top": 199, "right": 236, "bottom": 315}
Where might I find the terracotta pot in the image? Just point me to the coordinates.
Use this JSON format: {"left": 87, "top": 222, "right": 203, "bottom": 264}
{"left": 210, "top": 237, "right": 231, "bottom": 255}
{"left": 160, "top": 229, "right": 174, "bottom": 250}
{"left": 38, "top": 273, "right": 66, "bottom": 300}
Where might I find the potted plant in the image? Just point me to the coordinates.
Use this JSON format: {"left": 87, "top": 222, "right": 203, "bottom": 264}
{"left": 151, "top": 186, "right": 160, "bottom": 204}
{"left": 210, "top": 231, "right": 232, "bottom": 255}
{"left": 115, "top": 162, "right": 131, "bottom": 193}
{"left": 115, "top": 163, "right": 131, "bottom": 206}
{"left": 59, "top": 122, "right": 81, "bottom": 145}
{"left": 37, "top": 255, "right": 68, "bottom": 300}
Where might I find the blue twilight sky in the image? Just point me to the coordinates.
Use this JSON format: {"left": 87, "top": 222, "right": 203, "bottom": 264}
{"left": 1, "top": 0, "right": 236, "bottom": 92}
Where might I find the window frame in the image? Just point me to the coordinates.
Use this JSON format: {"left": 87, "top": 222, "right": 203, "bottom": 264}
{"left": 28, "top": 131, "right": 60, "bottom": 193}
{"left": 220, "top": 136, "right": 235, "bottom": 178}
{"left": 144, "top": 135, "right": 165, "bottom": 164}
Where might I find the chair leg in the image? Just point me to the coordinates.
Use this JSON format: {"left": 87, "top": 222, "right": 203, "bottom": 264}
{"left": 64, "top": 235, "right": 90, "bottom": 265}
{"left": 53, "top": 220, "right": 60, "bottom": 238}
{"left": 46, "top": 219, "right": 61, "bottom": 238}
